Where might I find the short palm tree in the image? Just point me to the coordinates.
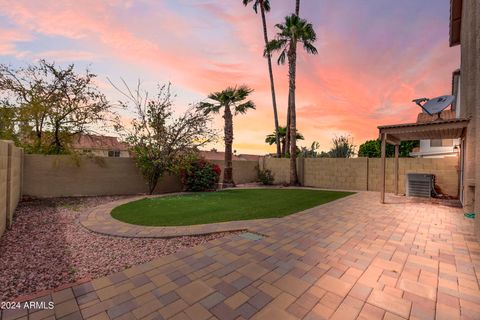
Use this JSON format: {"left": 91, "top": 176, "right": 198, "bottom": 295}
{"left": 265, "top": 126, "right": 304, "bottom": 155}
{"left": 266, "top": 14, "right": 317, "bottom": 185}
{"left": 198, "top": 86, "right": 255, "bottom": 187}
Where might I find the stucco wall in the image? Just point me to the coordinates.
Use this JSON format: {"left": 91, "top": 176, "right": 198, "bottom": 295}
{"left": 264, "top": 157, "right": 459, "bottom": 196}
{"left": 0, "top": 141, "right": 23, "bottom": 238}
{"left": 23, "top": 155, "right": 182, "bottom": 197}
{"left": 458, "top": 0, "right": 480, "bottom": 237}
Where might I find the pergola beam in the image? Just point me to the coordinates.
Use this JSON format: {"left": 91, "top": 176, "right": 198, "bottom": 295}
{"left": 377, "top": 118, "right": 469, "bottom": 204}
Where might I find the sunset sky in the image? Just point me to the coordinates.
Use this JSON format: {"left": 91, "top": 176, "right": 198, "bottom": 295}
{"left": 0, "top": 0, "right": 460, "bottom": 154}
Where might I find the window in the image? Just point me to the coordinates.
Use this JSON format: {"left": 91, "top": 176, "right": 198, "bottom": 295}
{"left": 82, "top": 149, "right": 92, "bottom": 154}
{"left": 430, "top": 139, "right": 454, "bottom": 147}
{"left": 108, "top": 150, "right": 121, "bottom": 157}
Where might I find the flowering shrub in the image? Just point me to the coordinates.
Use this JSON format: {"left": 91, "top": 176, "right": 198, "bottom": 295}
{"left": 258, "top": 169, "right": 274, "bottom": 185}
{"left": 180, "top": 157, "right": 221, "bottom": 191}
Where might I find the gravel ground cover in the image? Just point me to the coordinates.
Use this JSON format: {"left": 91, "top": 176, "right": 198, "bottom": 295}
{"left": 0, "top": 196, "right": 237, "bottom": 302}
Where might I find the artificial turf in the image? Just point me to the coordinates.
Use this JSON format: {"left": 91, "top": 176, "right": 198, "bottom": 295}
{"left": 111, "top": 188, "right": 354, "bottom": 226}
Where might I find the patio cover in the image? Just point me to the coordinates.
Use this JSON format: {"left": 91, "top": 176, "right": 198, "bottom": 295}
{"left": 377, "top": 118, "right": 469, "bottom": 203}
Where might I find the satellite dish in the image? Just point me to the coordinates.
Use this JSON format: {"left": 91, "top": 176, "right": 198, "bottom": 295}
{"left": 412, "top": 95, "right": 455, "bottom": 119}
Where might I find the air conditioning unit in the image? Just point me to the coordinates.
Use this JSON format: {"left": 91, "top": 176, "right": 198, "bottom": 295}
{"left": 405, "top": 173, "right": 434, "bottom": 198}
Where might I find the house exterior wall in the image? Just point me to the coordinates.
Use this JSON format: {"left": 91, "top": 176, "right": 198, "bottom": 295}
{"left": 412, "top": 139, "right": 460, "bottom": 158}
{"left": 73, "top": 148, "right": 130, "bottom": 158}
{"left": 457, "top": 0, "right": 480, "bottom": 237}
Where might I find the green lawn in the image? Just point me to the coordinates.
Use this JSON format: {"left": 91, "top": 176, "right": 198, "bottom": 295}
{"left": 111, "top": 188, "right": 354, "bottom": 226}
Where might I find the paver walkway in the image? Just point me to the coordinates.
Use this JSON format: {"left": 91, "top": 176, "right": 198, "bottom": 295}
{"left": 3, "top": 192, "right": 480, "bottom": 320}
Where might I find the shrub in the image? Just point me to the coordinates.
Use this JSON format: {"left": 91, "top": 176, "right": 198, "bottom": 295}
{"left": 180, "top": 157, "right": 221, "bottom": 191}
{"left": 258, "top": 169, "right": 274, "bottom": 185}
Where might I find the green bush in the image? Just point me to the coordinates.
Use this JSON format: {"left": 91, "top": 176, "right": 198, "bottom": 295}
{"left": 258, "top": 169, "right": 274, "bottom": 185}
{"left": 180, "top": 157, "right": 221, "bottom": 191}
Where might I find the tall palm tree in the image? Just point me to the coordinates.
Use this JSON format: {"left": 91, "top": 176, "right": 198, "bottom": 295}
{"left": 198, "top": 86, "right": 255, "bottom": 187}
{"left": 242, "top": 0, "right": 281, "bottom": 158}
{"left": 266, "top": 14, "right": 317, "bottom": 185}
{"left": 285, "top": 0, "right": 301, "bottom": 156}
{"left": 265, "top": 126, "right": 304, "bottom": 155}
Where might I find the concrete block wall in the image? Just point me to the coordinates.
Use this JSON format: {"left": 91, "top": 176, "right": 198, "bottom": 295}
{"left": 23, "top": 155, "right": 183, "bottom": 197}
{"left": 0, "top": 140, "right": 23, "bottom": 238}
{"left": 262, "top": 158, "right": 290, "bottom": 184}
{"left": 304, "top": 158, "right": 368, "bottom": 190}
{"left": 211, "top": 160, "right": 259, "bottom": 185}
{"left": 264, "top": 157, "right": 459, "bottom": 196}
{"left": 0, "top": 142, "right": 8, "bottom": 237}
{"left": 22, "top": 157, "right": 260, "bottom": 198}
{"left": 367, "top": 157, "right": 459, "bottom": 196}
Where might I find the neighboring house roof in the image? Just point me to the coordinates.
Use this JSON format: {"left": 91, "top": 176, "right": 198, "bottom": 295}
{"left": 238, "top": 154, "right": 262, "bottom": 161}
{"left": 199, "top": 150, "right": 245, "bottom": 161}
{"left": 199, "top": 150, "right": 262, "bottom": 161}
{"left": 449, "top": 0, "right": 462, "bottom": 46}
{"left": 71, "top": 134, "right": 128, "bottom": 151}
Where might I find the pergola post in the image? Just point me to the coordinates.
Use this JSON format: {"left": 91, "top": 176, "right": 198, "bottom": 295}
{"left": 394, "top": 144, "right": 399, "bottom": 195}
{"left": 380, "top": 133, "right": 386, "bottom": 203}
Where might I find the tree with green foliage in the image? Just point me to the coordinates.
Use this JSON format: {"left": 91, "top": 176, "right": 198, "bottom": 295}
{"left": 328, "top": 135, "right": 356, "bottom": 158}
{"left": 0, "top": 103, "right": 17, "bottom": 142}
{"left": 266, "top": 14, "right": 317, "bottom": 184}
{"left": 242, "top": 0, "right": 281, "bottom": 157}
{"left": 265, "top": 126, "right": 304, "bottom": 155}
{"left": 198, "top": 86, "right": 255, "bottom": 187}
{"left": 358, "top": 139, "right": 419, "bottom": 158}
{"left": 300, "top": 141, "right": 321, "bottom": 158}
{"left": 0, "top": 60, "right": 113, "bottom": 154}
{"left": 113, "top": 81, "right": 216, "bottom": 194}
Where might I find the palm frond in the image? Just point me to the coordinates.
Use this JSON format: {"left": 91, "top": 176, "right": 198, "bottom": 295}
{"left": 277, "top": 49, "right": 287, "bottom": 65}
{"left": 197, "top": 102, "right": 221, "bottom": 115}
{"left": 235, "top": 100, "right": 256, "bottom": 114}
{"left": 263, "top": 0, "right": 271, "bottom": 12}
{"left": 303, "top": 42, "right": 318, "bottom": 55}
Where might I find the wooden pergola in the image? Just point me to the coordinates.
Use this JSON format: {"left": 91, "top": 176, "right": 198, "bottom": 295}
{"left": 377, "top": 118, "right": 469, "bottom": 203}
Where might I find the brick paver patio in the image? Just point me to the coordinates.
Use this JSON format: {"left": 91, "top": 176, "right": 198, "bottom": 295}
{"left": 3, "top": 191, "right": 480, "bottom": 320}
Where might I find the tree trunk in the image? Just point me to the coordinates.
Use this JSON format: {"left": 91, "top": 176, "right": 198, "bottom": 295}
{"left": 285, "top": 94, "right": 291, "bottom": 157}
{"left": 260, "top": 3, "right": 281, "bottom": 157}
{"left": 295, "top": 0, "right": 300, "bottom": 15}
{"left": 223, "top": 105, "right": 235, "bottom": 187}
{"left": 288, "top": 42, "right": 299, "bottom": 185}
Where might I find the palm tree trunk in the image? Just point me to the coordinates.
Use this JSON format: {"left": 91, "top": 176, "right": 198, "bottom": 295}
{"left": 285, "top": 95, "right": 291, "bottom": 157}
{"left": 260, "top": 3, "right": 281, "bottom": 157}
{"left": 223, "top": 105, "right": 235, "bottom": 187}
{"left": 295, "top": 0, "right": 300, "bottom": 15}
{"left": 288, "top": 43, "right": 299, "bottom": 185}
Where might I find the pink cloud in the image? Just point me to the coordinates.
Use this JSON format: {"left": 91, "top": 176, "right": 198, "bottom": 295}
{"left": 0, "top": 1, "right": 460, "bottom": 154}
